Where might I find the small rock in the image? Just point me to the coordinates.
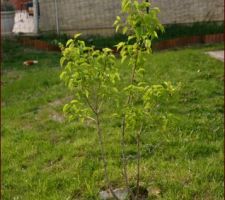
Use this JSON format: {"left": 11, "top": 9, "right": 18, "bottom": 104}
{"left": 99, "top": 188, "right": 128, "bottom": 200}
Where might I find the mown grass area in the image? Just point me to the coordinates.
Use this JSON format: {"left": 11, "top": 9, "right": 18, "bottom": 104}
{"left": 2, "top": 38, "right": 224, "bottom": 200}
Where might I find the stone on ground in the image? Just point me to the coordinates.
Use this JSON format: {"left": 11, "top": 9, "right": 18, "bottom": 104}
{"left": 99, "top": 188, "right": 128, "bottom": 200}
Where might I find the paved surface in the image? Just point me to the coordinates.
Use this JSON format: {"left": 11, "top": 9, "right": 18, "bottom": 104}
{"left": 206, "top": 50, "right": 224, "bottom": 62}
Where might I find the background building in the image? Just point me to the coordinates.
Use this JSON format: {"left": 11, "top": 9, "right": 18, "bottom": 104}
{"left": 8, "top": 0, "right": 225, "bottom": 36}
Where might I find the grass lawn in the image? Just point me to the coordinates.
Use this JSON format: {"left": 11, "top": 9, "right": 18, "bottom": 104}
{"left": 2, "top": 39, "right": 224, "bottom": 200}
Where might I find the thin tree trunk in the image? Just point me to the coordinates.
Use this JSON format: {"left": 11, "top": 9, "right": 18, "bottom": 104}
{"left": 96, "top": 113, "right": 120, "bottom": 200}
{"left": 136, "top": 124, "right": 143, "bottom": 200}
{"left": 83, "top": 92, "right": 119, "bottom": 200}
{"left": 121, "top": 115, "right": 133, "bottom": 198}
{"left": 120, "top": 52, "right": 139, "bottom": 200}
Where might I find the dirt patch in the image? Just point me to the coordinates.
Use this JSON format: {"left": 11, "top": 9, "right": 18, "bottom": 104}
{"left": 35, "top": 96, "right": 74, "bottom": 123}
{"left": 48, "top": 96, "right": 73, "bottom": 107}
{"left": 2, "top": 70, "right": 24, "bottom": 83}
{"left": 51, "top": 112, "right": 65, "bottom": 123}
{"left": 35, "top": 106, "right": 65, "bottom": 123}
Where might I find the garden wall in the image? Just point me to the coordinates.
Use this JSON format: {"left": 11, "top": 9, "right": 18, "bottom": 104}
{"left": 39, "top": 0, "right": 224, "bottom": 36}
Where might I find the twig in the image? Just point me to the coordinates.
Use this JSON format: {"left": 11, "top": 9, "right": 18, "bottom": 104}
{"left": 83, "top": 93, "right": 98, "bottom": 115}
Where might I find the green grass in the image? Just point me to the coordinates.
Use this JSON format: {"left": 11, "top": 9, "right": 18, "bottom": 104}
{"left": 2, "top": 38, "right": 224, "bottom": 200}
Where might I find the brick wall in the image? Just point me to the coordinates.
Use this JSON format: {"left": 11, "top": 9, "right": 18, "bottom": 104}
{"left": 39, "top": 0, "right": 224, "bottom": 36}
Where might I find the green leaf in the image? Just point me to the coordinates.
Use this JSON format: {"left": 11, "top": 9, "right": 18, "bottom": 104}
{"left": 59, "top": 71, "right": 66, "bottom": 80}
{"left": 113, "top": 20, "right": 118, "bottom": 26}
{"left": 153, "top": 31, "right": 158, "bottom": 38}
{"left": 123, "top": 27, "right": 128, "bottom": 34}
{"left": 112, "top": 87, "right": 118, "bottom": 93}
{"left": 115, "top": 42, "right": 125, "bottom": 50}
{"left": 103, "top": 48, "right": 112, "bottom": 53}
{"left": 137, "top": 68, "right": 145, "bottom": 74}
{"left": 60, "top": 57, "right": 66, "bottom": 67}
{"left": 74, "top": 33, "right": 82, "bottom": 39}
{"left": 153, "top": 7, "right": 160, "bottom": 13}
{"left": 66, "top": 39, "right": 73, "bottom": 47}
{"left": 116, "top": 25, "right": 120, "bottom": 32}
{"left": 134, "top": 1, "right": 139, "bottom": 9}
{"left": 145, "top": 39, "right": 151, "bottom": 49}
{"left": 128, "top": 35, "right": 135, "bottom": 41}
{"left": 63, "top": 104, "right": 70, "bottom": 113}
{"left": 122, "top": 0, "right": 130, "bottom": 12}
{"left": 121, "top": 55, "right": 127, "bottom": 63}
{"left": 85, "top": 90, "right": 89, "bottom": 98}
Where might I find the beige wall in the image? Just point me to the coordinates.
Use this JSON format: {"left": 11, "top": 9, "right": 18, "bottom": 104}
{"left": 39, "top": 0, "right": 224, "bottom": 36}
{"left": 151, "top": 0, "right": 224, "bottom": 24}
